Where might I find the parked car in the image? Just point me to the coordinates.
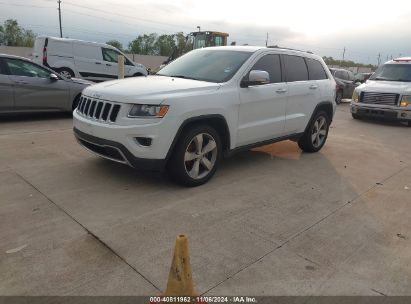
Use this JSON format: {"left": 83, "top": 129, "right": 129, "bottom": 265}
{"left": 351, "top": 57, "right": 411, "bottom": 126}
{"left": 32, "top": 36, "right": 148, "bottom": 82}
{"left": 73, "top": 46, "right": 336, "bottom": 186}
{"left": 355, "top": 72, "right": 373, "bottom": 83}
{"left": 0, "top": 54, "right": 91, "bottom": 113}
{"left": 329, "top": 68, "right": 358, "bottom": 104}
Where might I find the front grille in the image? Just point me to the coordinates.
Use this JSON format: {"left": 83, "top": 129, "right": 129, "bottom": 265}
{"left": 361, "top": 92, "right": 399, "bottom": 106}
{"left": 77, "top": 96, "right": 121, "bottom": 122}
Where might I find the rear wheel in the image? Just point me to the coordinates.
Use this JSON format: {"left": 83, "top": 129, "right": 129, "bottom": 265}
{"left": 169, "top": 125, "right": 221, "bottom": 187}
{"left": 408, "top": 121, "right": 411, "bottom": 127}
{"left": 335, "top": 90, "right": 343, "bottom": 104}
{"left": 58, "top": 67, "right": 74, "bottom": 78}
{"left": 298, "top": 111, "right": 330, "bottom": 153}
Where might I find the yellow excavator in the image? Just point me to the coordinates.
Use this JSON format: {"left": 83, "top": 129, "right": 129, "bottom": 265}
{"left": 160, "top": 31, "right": 229, "bottom": 68}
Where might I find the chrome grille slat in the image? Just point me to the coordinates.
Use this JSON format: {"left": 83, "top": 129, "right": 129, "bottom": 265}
{"left": 76, "top": 96, "right": 121, "bottom": 123}
{"left": 361, "top": 92, "right": 399, "bottom": 105}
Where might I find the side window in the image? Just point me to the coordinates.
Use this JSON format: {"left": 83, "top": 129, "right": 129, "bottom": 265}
{"left": 347, "top": 71, "right": 355, "bottom": 81}
{"left": 249, "top": 54, "right": 282, "bottom": 84}
{"left": 102, "top": 48, "right": 121, "bottom": 63}
{"left": 4, "top": 58, "right": 50, "bottom": 78}
{"left": 335, "top": 70, "right": 345, "bottom": 79}
{"left": 306, "top": 58, "right": 328, "bottom": 80}
{"left": 283, "top": 55, "right": 309, "bottom": 82}
{"left": 0, "top": 59, "right": 6, "bottom": 75}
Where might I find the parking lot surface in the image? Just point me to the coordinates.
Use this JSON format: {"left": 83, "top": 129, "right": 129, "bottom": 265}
{"left": 1, "top": 104, "right": 411, "bottom": 296}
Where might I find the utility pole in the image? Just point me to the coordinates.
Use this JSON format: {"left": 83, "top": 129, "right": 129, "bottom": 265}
{"left": 377, "top": 53, "right": 381, "bottom": 66}
{"left": 341, "top": 47, "right": 345, "bottom": 67}
{"left": 57, "top": 0, "right": 62, "bottom": 38}
{"left": 265, "top": 32, "right": 268, "bottom": 47}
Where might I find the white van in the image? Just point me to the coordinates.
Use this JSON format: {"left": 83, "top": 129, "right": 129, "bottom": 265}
{"left": 32, "top": 36, "right": 147, "bottom": 82}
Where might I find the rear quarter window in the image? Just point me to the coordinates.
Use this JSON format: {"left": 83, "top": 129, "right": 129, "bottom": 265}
{"left": 283, "top": 55, "right": 309, "bottom": 82}
{"left": 306, "top": 58, "right": 328, "bottom": 80}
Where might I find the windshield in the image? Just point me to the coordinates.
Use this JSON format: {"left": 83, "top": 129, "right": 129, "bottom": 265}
{"left": 157, "top": 49, "right": 252, "bottom": 83}
{"left": 369, "top": 64, "right": 411, "bottom": 82}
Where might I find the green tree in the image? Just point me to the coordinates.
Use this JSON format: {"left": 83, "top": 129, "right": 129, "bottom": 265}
{"left": 155, "top": 34, "right": 176, "bottom": 56}
{"left": 0, "top": 19, "right": 36, "bottom": 47}
{"left": 106, "top": 40, "right": 123, "bottom": 51}
{"left": 128, "top": 33, "right": 157, "bottom": 55}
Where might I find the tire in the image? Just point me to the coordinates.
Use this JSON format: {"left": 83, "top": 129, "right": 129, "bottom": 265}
{"left": 169, "top": 125, "right": 222, "bottom": 187}
{"left": 298, "top": 111, "right": 330, "bottom": 153}
{"left": 58, "top": 68, "right": 75, "bottom": 78}
{"left": 352, "top": 113, "right": 361, "bottom": 120}
{"left": 335, "top": 90, "right": 343, "bottom": 104}
{"left": 408, "top": 121, "right": 411, "bottom": 127}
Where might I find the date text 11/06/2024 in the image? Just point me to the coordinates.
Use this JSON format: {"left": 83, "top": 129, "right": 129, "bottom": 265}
{"left": 150, "top": 296, "right": 258, "bottom": 303}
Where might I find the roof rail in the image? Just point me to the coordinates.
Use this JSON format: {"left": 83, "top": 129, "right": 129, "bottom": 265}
{"left": 267, "top": 45, "right": 313, "bottom": 54}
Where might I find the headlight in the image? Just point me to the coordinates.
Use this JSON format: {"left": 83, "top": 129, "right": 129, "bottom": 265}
{"left": 128, "top": 104, "right": 169, "bottom": 118}
{"left": 352, "top": 90, "right": 360, "bottom": 103}
{"left": 400, "top": 95, "right": 411, "bottom": 107}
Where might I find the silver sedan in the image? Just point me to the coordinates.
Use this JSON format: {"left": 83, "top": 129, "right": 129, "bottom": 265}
{"left": 0, "top": 54, "right": 92, "bottom": 113}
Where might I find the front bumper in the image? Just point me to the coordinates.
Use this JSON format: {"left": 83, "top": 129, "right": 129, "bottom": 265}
{"left": 74, "top": 128, "right": 166, "bottom": 171}
{"left": 350, "top": 103, "right": 411, "bottom": 121}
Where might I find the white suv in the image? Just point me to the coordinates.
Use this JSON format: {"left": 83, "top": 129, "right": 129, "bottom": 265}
{"left": 351, "top": 57, "right": 411, "bottom": 126}
{"left": 73, "top": 46, "right": 336, "bottom": 186}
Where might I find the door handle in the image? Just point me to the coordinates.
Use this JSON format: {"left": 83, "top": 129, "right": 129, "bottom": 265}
{"left": 276, "top": 88, "right": 287, "bottom": 93}
{"left": 95, "top": 62, "right": 101, "bottom": 65}
{"left": 14, "top": 81, "right": 28, "bottom": 84}
{"left": 309, "top": 84, "right": 319, "bottom": 89}
{"left": 106, "top": 64, "right": 112, "bottom": 66}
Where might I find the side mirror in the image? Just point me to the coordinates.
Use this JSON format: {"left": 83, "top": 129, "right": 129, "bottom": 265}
{"left": 241, "top": 70, "right": 270, "bottom": 88}
{"left": 50, "top": 73, "right": 59, "bottom": 81}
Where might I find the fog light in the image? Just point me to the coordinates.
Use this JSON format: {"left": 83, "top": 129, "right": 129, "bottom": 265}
{"left": 135, "top": 137, "right": 152, "bottom": 147}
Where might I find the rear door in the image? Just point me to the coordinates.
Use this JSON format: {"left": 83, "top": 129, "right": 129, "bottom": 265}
{"left": 282, "top": 54, "right": 318, "bottom": 134}
{"left": 345, "top": 70, "right": 357, "bottom": 97}
{"left": 3, "top": 58, "right": 70, "bottom": 111}
{"left": 0, "top": 58, "right": 14, "bottom": 111}
{"left": 237, "top": 53, "right": 287, "bottom": 145}
{"left": 73, "top": 43, "right": 104, "bottom": 80}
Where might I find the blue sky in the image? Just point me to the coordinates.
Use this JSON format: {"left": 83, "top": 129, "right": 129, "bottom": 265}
{"left": 1, "top": 0, "right": 410, "bottom": 65}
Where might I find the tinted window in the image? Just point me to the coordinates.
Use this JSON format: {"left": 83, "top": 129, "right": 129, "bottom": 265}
{"left": 4, "top": 58, "right": 50, "bottom": 78}
{"left": 0, "top": 59, "right": 6, "bottom": 75}
{"left": 157, "top": 49, "right": 252, "bottom": 83}
{"left": 250, "top": 54, "right": 282, "bottom": 84}
{"left": 335, "top": 70, "right": 346, "bottom": 80}
{"left": 306, "top": 58, "right": 327, "bottom": 80}
{"left": 283, "top": 55, "right": 308, "bottom": 82}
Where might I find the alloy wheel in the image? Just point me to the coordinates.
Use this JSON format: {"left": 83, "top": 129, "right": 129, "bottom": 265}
{"left": 184, "top": 133, "right": 218, "bottom": 180}
{"left": 311, "top": 116, "right": 328, "bottom": 148}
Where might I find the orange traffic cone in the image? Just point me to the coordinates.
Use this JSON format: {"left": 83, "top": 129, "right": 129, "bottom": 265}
{"left": 164, "top": 234, "right": 195, "bottom": 297}
{"left": 150, "top": 235, "right": 206, "bottom": 304}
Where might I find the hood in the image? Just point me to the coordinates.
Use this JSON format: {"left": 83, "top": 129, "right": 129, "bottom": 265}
{"left": 69, "top": 77, "right": 94, "bottom": 85}
{"left": 82, "top": 75, "right": 220, "bottom": 104}
{"left": 359, "top": 80, "right": 411, "bottom": 94}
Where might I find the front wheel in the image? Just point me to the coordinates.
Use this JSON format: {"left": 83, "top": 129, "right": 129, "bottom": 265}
{"left": 169, "top": 125, "right": 221, "bottom": 187}
{"left": 352, "top": 113, "right": 361, "bottom": 120}
{"left": 298, "top": 111, "right": 330, "bottom": 153}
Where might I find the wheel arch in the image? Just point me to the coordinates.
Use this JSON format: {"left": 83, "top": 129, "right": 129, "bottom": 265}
{"left": 303, "top": 101, "right": 334, "bottom": 134}
{"left": 165, "top": 114, "right": 231, "bottom": 162}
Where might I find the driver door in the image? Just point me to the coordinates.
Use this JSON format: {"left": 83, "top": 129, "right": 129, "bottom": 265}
{"left": 3, "top": 58, "right": 70, "bottom": 111}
